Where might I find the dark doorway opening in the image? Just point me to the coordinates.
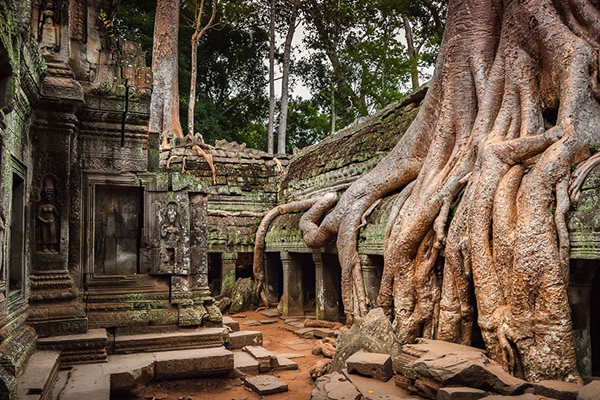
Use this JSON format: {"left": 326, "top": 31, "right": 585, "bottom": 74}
{"left": 94, "top": 185, "right": 143, "bottom": 275}
{"left": 236, "top": 252, "right": 253, "bottom": 280}
{"left": 265, "top": 252, "right": 283, "bottom": 305}
{"left": 297, "top": 253, "right": 316, "bottom": 310}
{"left": 9, "top": 173, "right": 25, "bottom": 294}
{"left": 208, "top": 253, "right": 222, "bottom": 296}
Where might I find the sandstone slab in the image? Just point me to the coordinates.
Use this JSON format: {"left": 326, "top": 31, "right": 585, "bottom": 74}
{"left": 223, "top": 316, "right": 240, "bottom": 332}
{"left": 346, "top": 351, "right": 393, "bottom": 382}
{"left": 228, "top": 331, "right": 263, "bottom": 349}
{"left": 437, "top": 386, "right": 488, "bottom": 400}
{"left": 234, "top": 351, "right": 259, "bottom": 375}
{"left": 260, "top": 309, "right": 280, "bottom": 318}
{"left": 153, "top": 347, "right": 234, "bottom": 379}
{"left": 578, "top": 381, "right": 600, "bottom": 400}
{"left": 17, "top": 351, "right": 61, "bottom": 400}
{"left": 481, "top": 395, "right": 558, "bottom": 400}
{"left": 272, "top": 355, "right": 298, "bottom": 371}
{"left": 530, "top": 380, "right": 581, "bottom": 400}
{"left": 311, "top": 372, "right": 361, "bottom": 400}
{"left": 243, "top": 375, "right": 288, "bottom": 395}
{"left": 243, "top": 345, "right": 274, "bottom": 372}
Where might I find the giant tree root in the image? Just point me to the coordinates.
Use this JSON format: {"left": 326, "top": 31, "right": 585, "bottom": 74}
{"left": 253, "top": 193, "right": 338, "bottom": 308}
{"left": 292, "top": 0, "right": 600, "bottom": 384}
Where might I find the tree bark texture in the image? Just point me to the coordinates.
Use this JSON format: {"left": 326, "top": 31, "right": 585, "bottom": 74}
{"left": 278, "top": 0, "right": 301, "bottom": 154}
{"left": 150, "top": 0, "right": 185, "bottom": 148}
{"left": 298, "top": 0, "right": 600, "bottom": 384}
{"left": 268, "top": 0, "right": 276, "bottom": 154}
{"left": 187, "top": 0, "right": 217, "bottom": 137}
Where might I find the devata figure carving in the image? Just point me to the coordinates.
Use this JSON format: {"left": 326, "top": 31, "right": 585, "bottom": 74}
{"left": 38, "top": 0, "right": 61, "bottom": 54}
{"left": 160, "top": 202, "right": 181, "bottom": 272}
{"left": 37, "top": 177, "right": 59, "bottom": 253}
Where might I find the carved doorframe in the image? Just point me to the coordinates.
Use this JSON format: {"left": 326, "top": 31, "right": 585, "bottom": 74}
{"left": 82, "top": 172, "right": 150, "bottom": 282}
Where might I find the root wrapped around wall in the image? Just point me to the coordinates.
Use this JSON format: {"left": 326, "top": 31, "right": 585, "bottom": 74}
{"left": 296, "top": 0, "right": 600, "bottom": 383}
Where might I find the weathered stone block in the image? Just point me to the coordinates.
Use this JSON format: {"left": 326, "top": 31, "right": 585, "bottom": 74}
{"left": 272, "top": 355, "right": 298, "bottom": 371}
{"left": 223, "top": 316, "right": 240, "bottom": 332}
{"left": 437, "top": 387, "right": 488, "bottom": 400}
{"left": 529, "top": 380, "right": 581, "bottom": 400}
{"left": 228, "top": 331, "right": 263, "bottom": 350}
{"left": 243, "top": 346, "right": 274, "bottom": 373}
{"left": 234, "top": 352, "right": 259, "bottom": 375}
{"left": 243, "top": 375, "right": 288, "bottom": 395}
{"left": 154, "top": 347, "right": 233, "bottom": 379}
{"left": 346, "top": 351, "right": 393, "bottom": 382}
{"left": 577, "top": 381, "right": 600, "bottom": 400}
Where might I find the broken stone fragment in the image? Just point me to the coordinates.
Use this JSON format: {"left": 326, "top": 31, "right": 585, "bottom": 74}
{"left": 480, "top": 394, "right": 558, "bottom": 400}
{"left": 528, "top": 380, "right": 581, "bottom": 400}
{"left": 227, "top": 331, "right": 262, "bottom": 350}
{"left": 577, "top": 381, "right": 600, "bottom": 400}
{"left": 243, "top": 375, "right": 288, "bottom": 395}
{"left": 311, "top": 372, "right": 361, "bottom": 400}
{"left": 346, "top": 351, "right": 393, "bottom": 382}
{"left": 243, "top": 345, "right": 274, "bottom": 372}
{"left": 436, "top": 386, "right": 488, "bottom": 400}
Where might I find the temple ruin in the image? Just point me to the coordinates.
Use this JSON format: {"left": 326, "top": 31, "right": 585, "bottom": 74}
{"left": 1, "top": 0, "right": 600, "bottom": 399}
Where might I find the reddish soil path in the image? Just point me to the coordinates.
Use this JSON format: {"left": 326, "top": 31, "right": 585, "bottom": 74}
{"left": 132, "top": 311, "right": 326, "bottom": 400}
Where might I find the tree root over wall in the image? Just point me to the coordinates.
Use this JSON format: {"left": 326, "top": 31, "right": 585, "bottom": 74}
{"left": 285, "top": 0, "right": 600, "bottom": 384}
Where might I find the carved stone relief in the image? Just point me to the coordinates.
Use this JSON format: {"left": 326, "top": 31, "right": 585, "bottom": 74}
{"left": 36, "top": 175, "right": 60, "bottom": 253}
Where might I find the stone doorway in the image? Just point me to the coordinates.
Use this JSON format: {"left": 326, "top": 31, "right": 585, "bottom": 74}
{"left": 208, "top": 253, "right": 222, "bottom": 296}
{"left": 264, "top": 252, "right": 283, "bottom": 306}
{"left": 93, "top": 185, "right": 143, "bottom": 276}
{"left": 8, "top": 172, "right": 25, "bottom": 295}
{"left": 590, "top": 262, "right": 600, "bottom": 376}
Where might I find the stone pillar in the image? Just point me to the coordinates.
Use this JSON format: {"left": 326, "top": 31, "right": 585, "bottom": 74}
{"left": 27, "top": 64, "right": 87, "bottom": 336}
{"left": 313, "top": 251, "right": 340, "bottom": 321}
{"left": 568, "top": 260, "right": 596, "bottom": 377}
{"left": 360, "top": 255, "right": 383, "bottom": 308}
{"left": 221, "top": 252, "right": 237, "bottom": 295}
{"left": 280, "top": 251, "right": 304, "bottom": 317}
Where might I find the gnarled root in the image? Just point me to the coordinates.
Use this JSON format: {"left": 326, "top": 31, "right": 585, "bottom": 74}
{"left": 254, "top": 194, "right": 338, "bottom": 308}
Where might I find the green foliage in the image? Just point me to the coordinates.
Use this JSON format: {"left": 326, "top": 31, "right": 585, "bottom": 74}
{"left": 113, "top": 0, "right": 447, "bottom": 152}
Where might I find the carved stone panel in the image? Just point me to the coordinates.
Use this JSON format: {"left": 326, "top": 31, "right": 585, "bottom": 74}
{"left": 146, "top": 192, "right": 190, "bottom": 275}
{"left": 189, "top": 193, "right": 208, "bottom": 288}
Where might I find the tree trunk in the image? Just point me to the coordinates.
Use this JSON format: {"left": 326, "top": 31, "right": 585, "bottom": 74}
{"left": 150, "top": 0, "right": 184, "bottom": 149}
{"left": 187, "top": 0, "right": 217, "bottom": 139}
{"left": 299, "top": 0, "right": 600, "bottom": 384}
{"left": 277, "top": 0, "right": 301, "bottom": 154}
{"left": 402, "top": 14, "right": 419, "bottom": 90}
{"left": 267, "top": 0, "right": 276, "bottom": 154}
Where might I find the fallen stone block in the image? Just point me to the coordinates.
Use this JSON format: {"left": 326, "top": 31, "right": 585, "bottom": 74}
{"left": 406, "top": 339, "right": 529, "bottom": 395}
{"left": 529, "top": 380, "right": 581, "bottom": 400}
{"left": 414, "top": 378, "right": 441, "bottom": 399}
{"left": 259, "top": 320, "right": 277, "bottom": 325}
{"left": 272, "top": 355, "right": 298, "bottom": 371}
{"left": 223, "top": 316, "right": 240, "bottom": 332}
{"left": 577, "top": 381, "right": 600, "bottom": 400}
{"left": 278, "top": 353, "right": 305, "bottom": 359}
{"left": 437, "top": 387, "right": 488, "bottom": 400}
{"left": 154, "top": 347, "right": 233, "bottom": 379}
{"left": 260, "top": 309, "right": 280, "bottom": 318}
{"left": 243, "top": 345, "right": 274, "bottom": 372}
{"left": 234, "top": 352, "right": 259, "bottom": 375}
{"left": 243, "top": 375, "right": 288, "bottom": 395}
{"left": 311, "top": 372, "right": 361, "bottom": 400}
{"left": 346, "top": 351, "right": 393, "bottom": 382}
{"left": 481, "top": 395, "right": 558, "bottom": 400}
{"left": 228, "top": 331, "right": 262, "bottom": 350}
{"left": 244, "top": 320, "right": 261, "bottom": 326}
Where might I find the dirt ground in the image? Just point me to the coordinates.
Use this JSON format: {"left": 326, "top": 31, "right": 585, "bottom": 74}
{"left": 127, "top": 310, "right": 326, "bottom": 400}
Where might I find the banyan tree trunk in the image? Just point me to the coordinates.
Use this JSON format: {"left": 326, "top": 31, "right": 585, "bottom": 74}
{"left": 300, "top": 0, "right": 600, "bottom": 383}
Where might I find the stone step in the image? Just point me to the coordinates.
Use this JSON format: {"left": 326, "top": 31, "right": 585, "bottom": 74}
{"left": 55, "top": 347, "right": 234, "bottom": 399}
{"left": 111, "top": 327, "right": 227, "bottom": 354}
{"left": 243, "top": 346, "right": 274, "bottom": 373}
{"left": 36, "top": 329, "right": 108, "bottom": 365}
{"left": 223, "top": 316, "right": 240, "bottom": 332}
{"left": 17, "top": 351, "right": 61, "bottom": 400}
{"left": 227, "top": 330, "right": 262, "bottom": 350}
{"left": 234, "top": 351, "right": 259, "bottom": 375}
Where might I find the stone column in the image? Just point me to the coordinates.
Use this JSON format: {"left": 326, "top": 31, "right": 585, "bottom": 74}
{"left": 360, "top": 255, "right": 383, "bottom": 308}
{"left": 280, "top": 251, "right": 304, "bottom": 317}
{"left": 568, "top": 260, "right": 596, "bottom": 377}
{"left": 27, "top": 64, "right": 87, "bottom": 336}
{"left": 221, "top": 252, "right": 238, "bottom": 295}
{"left": 313, "top": 251, "right": 340, "bottom": 321}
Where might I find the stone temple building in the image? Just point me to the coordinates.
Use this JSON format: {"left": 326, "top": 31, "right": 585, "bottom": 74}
{"left": 1, "top": 0, "right": 600, "bottom": 398}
